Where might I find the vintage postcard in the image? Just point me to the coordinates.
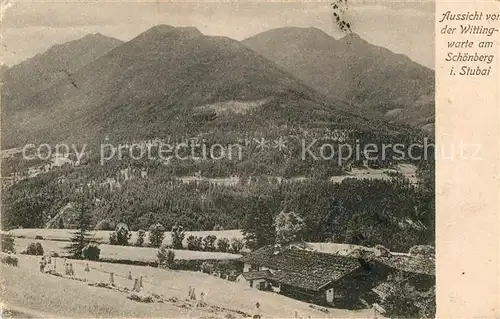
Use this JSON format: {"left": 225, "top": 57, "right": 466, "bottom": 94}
{"left": 0, "top": 0, "right": 498, "bottom": 318}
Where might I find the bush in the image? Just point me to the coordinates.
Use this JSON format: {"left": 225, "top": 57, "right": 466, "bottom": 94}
{"left": 95, "top": 219, "right": 114, "bottom": 231}
{"left": 35, "top": 235, "right": 44, "bottom": 240}
{"left": 1, "top": 234, "right": 15, "bottom": 253}
{"left": 127, "top": 292, "right": 154, "bottom": 303}
{"left": 213, "top": 224, "right": 224, "bottom": 231}
{"left": 187, "top": 235, "right": 203, "bottom": 251}
{"left": 109, "top": 223, "right": 131, "bottom": 246}
{"left": 200, "top": 261, "right": 215, "bottom": 274}
{"left": 230, "top": 238, "right": 244, "bottom": 254}
{"left": 217, "top": 238, "right": 230, "bottom": 252}
{"left": 24, "top": 242, "right": 44, "bottom": 255}
{"left": 0, "top": 252, "right": 18, "bottom": 266}
{"left": 83, "top": 243, "right": 100, "bottom": 261}
{"left": 382, "top": 282, "right": 421, "bottom": 318}
{"left": 149, "top": 223, "right": 165, "bottom": 248}
{"left": 135, "top": 230, "right": 146, "bottom": 247}
{"left": 203, "top": 235, "right": 217, "bottom": 251}
{"left": 157, "top": 245, "right": 175, "bottom": 268}
{"left": 109, "top": 232, "right": 118, "bottom": 245}
{"left": 171, "top": 225, "right": 185, "bottom": 250}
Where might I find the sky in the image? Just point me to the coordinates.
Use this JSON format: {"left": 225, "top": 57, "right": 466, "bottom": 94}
{"left": 1, "top": 0, "right": 435, "bottom": 69}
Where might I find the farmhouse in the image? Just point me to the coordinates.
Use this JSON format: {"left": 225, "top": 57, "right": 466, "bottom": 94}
{"left": 239, "top": 245, "right": 383, "bottom": 307}
{"left": 363, "top": 252, "right": 436, "bottom": 316}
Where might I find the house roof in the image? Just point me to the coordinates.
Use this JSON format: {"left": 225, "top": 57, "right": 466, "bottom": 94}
{"left": 270, "top": 270, "right": 333, "bottom": 291}
{"left": 241, "top": 270, "right": 272, "bottom": 280}
{"left": 240, "top": 245, "right": 362, "bottom": 291}
{"left": 376, "top": 255, "right": 435, "bottom": 276}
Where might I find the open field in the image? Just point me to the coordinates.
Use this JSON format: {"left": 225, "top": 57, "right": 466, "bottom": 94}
{"left": 8, "top": 229, "right": 244, "bottom": 247}
{"left": 330, "top": 164, "right": 418, "bottom": 184}
{"left": 12, "top": 238, "right": 241, "bottom": 262}
{"left": 1, "top": 255, "right": 374, "bottom": 318}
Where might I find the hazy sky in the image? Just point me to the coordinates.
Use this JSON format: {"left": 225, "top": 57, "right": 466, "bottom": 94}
{"left": 1, "top": 1, "right": 435, "bottom": 68}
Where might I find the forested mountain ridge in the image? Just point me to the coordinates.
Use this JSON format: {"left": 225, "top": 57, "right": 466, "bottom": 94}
{"left": 243, "top": 28, "right": 435, "bottom": 129}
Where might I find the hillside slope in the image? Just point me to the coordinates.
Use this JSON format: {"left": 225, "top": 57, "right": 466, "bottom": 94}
{"left": 3, "top": 25, "right": 393, "bottom": 148}
{"left": 1, "top": 33, "right": 123, "bottom": 112}
{"left": 243, "top": 27, "right": 435, "bottom": 128}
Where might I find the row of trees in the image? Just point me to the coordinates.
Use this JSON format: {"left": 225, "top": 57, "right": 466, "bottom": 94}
{"left": 106, "top": 222, "right": 245, "bottom": 253}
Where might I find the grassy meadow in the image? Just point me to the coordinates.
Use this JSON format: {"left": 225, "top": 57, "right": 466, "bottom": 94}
{"left": 1, "top": 255, "right": 374, "bottom": 318}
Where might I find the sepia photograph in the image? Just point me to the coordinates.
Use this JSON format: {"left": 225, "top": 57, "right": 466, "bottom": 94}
{"left": 0, "top": 1, "right": 436, "bottom": 318}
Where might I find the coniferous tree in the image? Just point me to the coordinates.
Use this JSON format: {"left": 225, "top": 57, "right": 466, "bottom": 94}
{"left": 66, "top": 200, "right": 94, "bottom": 259}
{"left": 242, "top": 197, "right": 275, "bottom": 250}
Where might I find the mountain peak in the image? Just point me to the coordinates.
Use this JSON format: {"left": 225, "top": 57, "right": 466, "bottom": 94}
{"left": 138, "top": 25, "right": 203, "bottom": 40}
{"left": 339, "top": 32, "right": 365, "bottom": 44}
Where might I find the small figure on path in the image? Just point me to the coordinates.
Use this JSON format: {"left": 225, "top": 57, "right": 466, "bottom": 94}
{"left": 69, "top": 263, "right": 74, "bottom": 276}
{"left": 128, "top": 270, "right": 132, "bottom": 280}
{"left": 188, "top": 286, "right": 192, "bottom": 300}
{"left": 85, "top": 263, "right": 90, "bottom": 272}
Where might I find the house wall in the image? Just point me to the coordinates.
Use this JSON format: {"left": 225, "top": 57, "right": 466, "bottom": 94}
{"left": 243, "top": 263, "right": 251, "bottom": 272}
{"left": 279, "top": 284, "right": 325, "bottom": 304}
{"left": 235, "top": 275, "right": 269, "bottom": 290}
{"left": 236, "top": 274, "right": 249, "bottom": 285}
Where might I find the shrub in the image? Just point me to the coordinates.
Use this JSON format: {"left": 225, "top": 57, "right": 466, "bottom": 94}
{"left": 83, "top": 243, "right": 100, "bottom": 261}
{"left": 203, "top": 235, "right": 217, "bottom": 251}
{"left": 135, "top": 230, "right": 146, "bottom": 247}
{"left": 382, "top": 282, "right": 421, "bottom": 318}
{"left": 0, "top": 252, "right": 18, "bottom": 267}
{"left": 200, "top": 261, "right": 215, "bottom": 274}
{"left": 95, "top": 219, "right": 114, "bottom": 231}
{"left": 157, "top": 245, "right": 175, "bottom": 268}
{"left": 35, "top": 235, "right": 44, "bottom": 240}
{"left": 187, "top": 235, "right": 203, "bottom": 251}
{"left": 127, "top": 292, "right": 154, "bottom": 303}
{"left": 109, "top": 223, "right": 131, "bottom": 246}
{"left": 149, "top": 223, "right": 165, "bottom": 248}
{"left": 217, "top": 238, "right": 230, "bottom": 252}
{"left": 24, "top": 242, "right": 44, "bottom": 255}
{"left": 213, "top": 224, "right": 224, "bottom": 231}
{"left": 230, "top": 238, "right": 244, "bottom": 254}
{"left": 109, "top": 232, "right": 118, "bottom": 245}
{"left": 1, "top": 234, "right": 15, "bottom": 253}
{"left": 171, "top": 225, "right": 185, "bottom": 249}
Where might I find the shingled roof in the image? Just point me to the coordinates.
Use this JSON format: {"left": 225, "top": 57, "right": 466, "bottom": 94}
{"left": 376, "top": 255, "right": 435, "bottom": 276}
{"left": 240, "top": 245, "right": 362, "bottom": 291}
{"left": 241, "top": 270, "right": 272, "bottom": 280}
